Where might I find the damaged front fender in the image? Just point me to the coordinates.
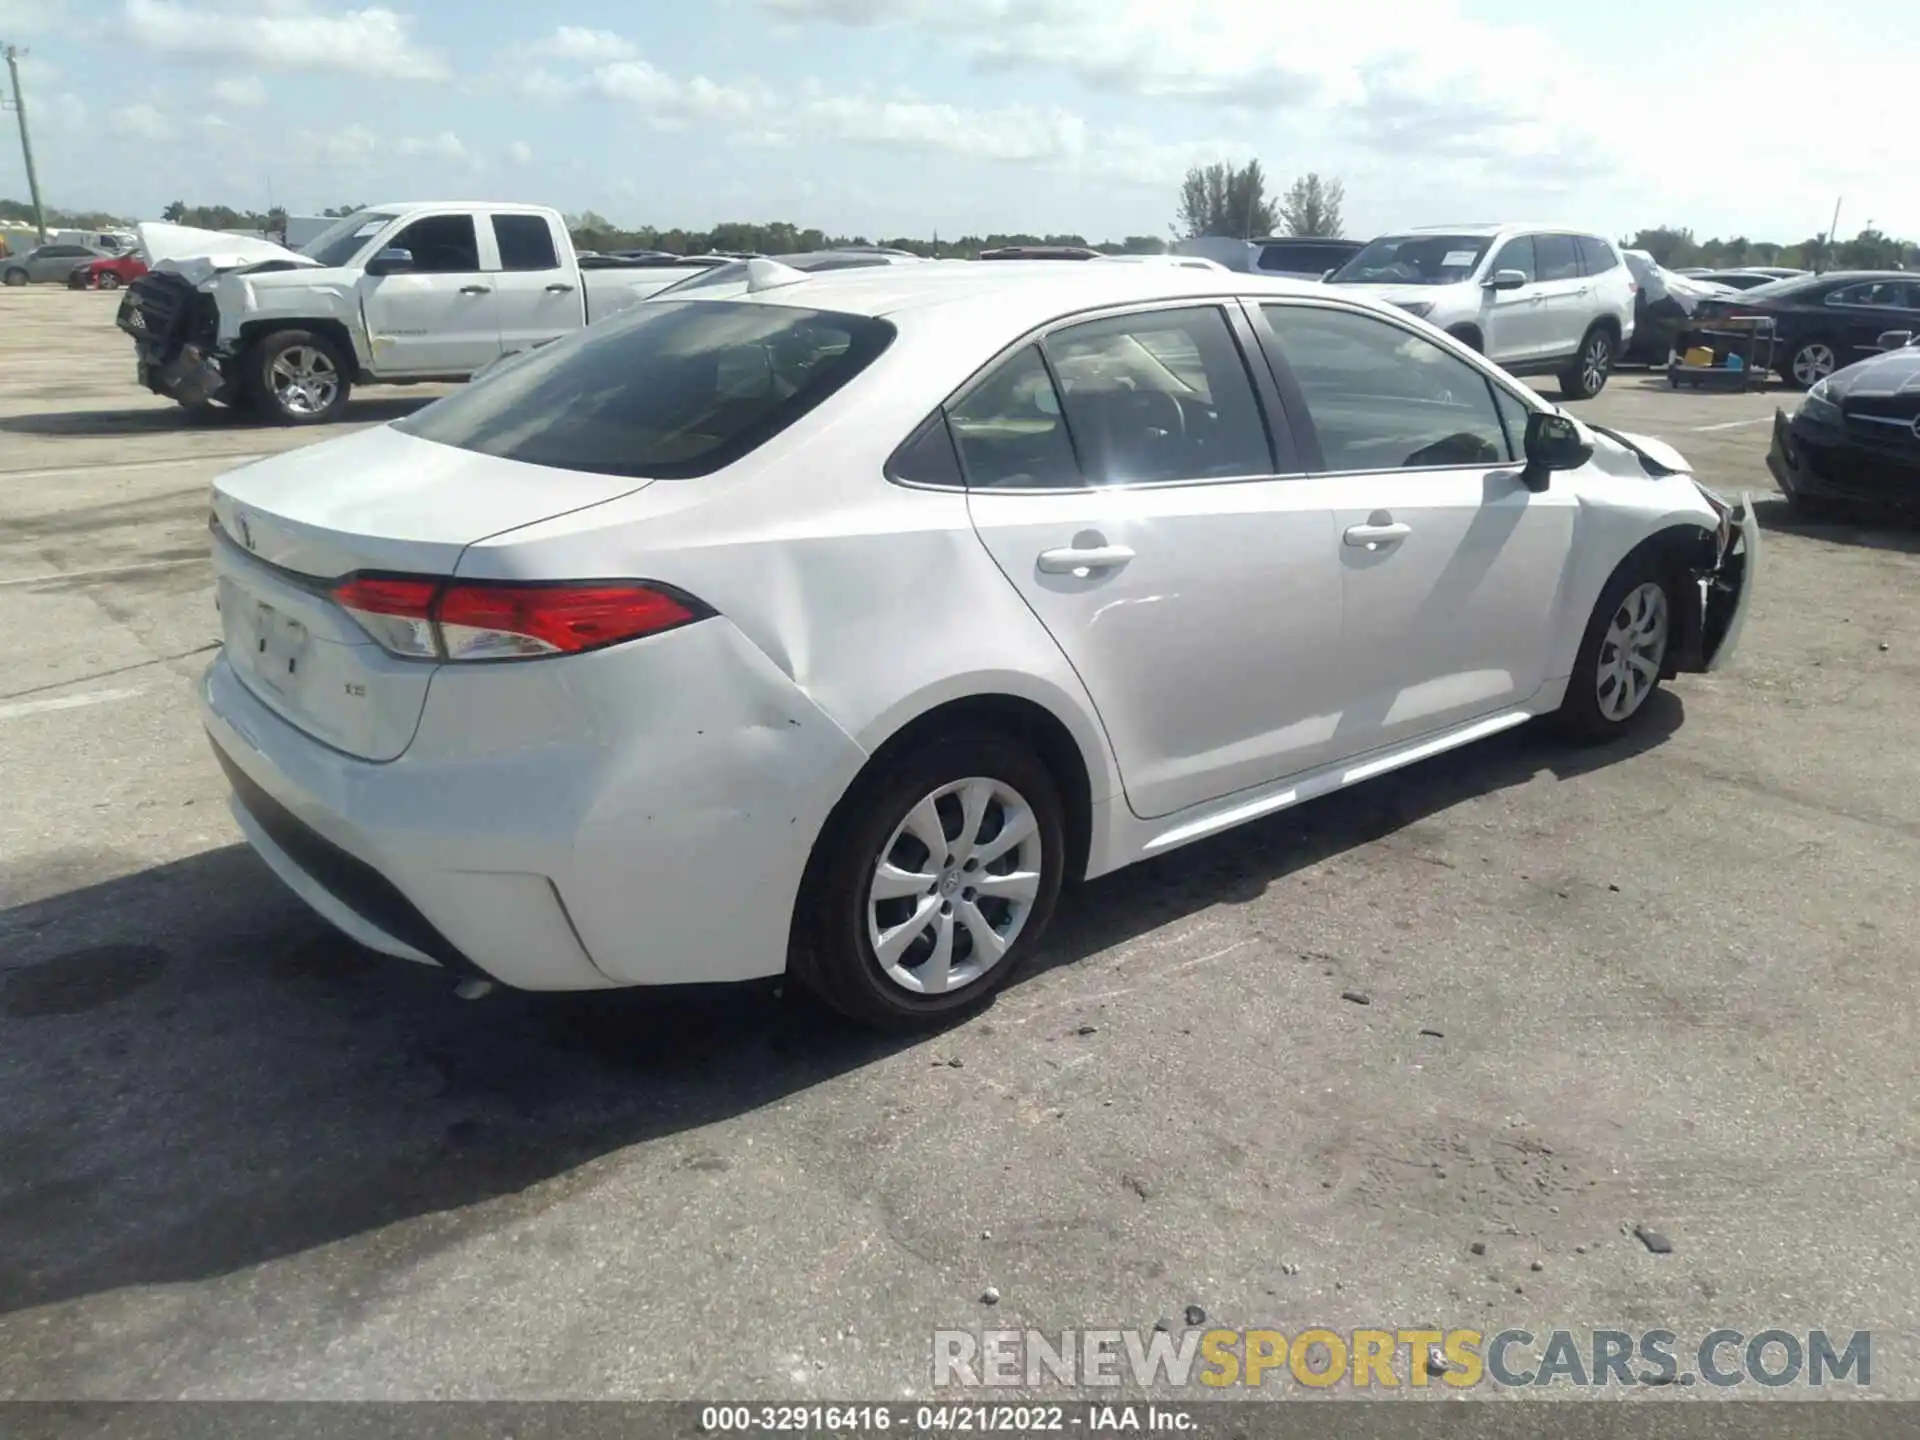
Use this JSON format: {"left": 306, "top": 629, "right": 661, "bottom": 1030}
{"left": 1691, "top": 487, "right": 1760, "bottom": 673}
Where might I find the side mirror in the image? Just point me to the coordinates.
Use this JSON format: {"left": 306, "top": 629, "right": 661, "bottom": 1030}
{"left": 1875, "top": 329, "right": 1915, "bottom": 351}
{"left": 365, "top": 247, "right": 414, "bottom": 277}
{"left": 1485, "top": 269, "right": 1528, "bottom": 291}
{"left": 1520, "top": 411, "right": 1591, "bottom": 492}
{"left": 1321, "top": 267, "right": 1337, "bottom": 281}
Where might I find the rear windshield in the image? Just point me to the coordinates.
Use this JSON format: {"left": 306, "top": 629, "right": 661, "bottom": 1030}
{"left": 1329, "top": 234, "right": 1492, "bottom": 286}
{"left": 395, "top": 300, "right": 896, "bottom": 479}
{"left": 1256, "top": 241, "right": 1357, "bottom": 273}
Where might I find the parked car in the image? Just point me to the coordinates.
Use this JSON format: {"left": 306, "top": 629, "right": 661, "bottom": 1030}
{"left": 69, "top": 250, "right": 151, "bottom": 290}
{"left": 649, "top": 248, "right": 927, "bottom": 300}
{"left": 2, "top": 242, "right": 109, "bottom": 285}
{"left": 1691, "top": 271, "right": 1769, "bottom": 290}
{"left": 197, "top": 263, "right": 1756, "bottom": 1030}
{"left": 1619, "top": 249, "right": 1735, "bottom": 364}
{"left": 1325, "top": 224, "right": 1638, "bottom": 399}
{"left": 116, "top": 204, "right": 721, "bottom": 425}
{"left": 1692, "top": 271, "right": 1920, "bottom": 388}
{"left": 976, "top": 245, "right": 1104, "bottom": 260}
{"left": 1768, "top": 329, "right": 1920, "bottom": 514}
{"left": 1173, "top": 235, "right": 1364, "bottom": 279}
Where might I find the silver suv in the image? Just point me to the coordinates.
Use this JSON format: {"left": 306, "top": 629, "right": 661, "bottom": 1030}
{"left": 1326, "top": 224, "right": 1638, "bottom": 399}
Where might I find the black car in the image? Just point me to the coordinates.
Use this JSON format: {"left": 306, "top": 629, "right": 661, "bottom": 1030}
{"left": 1693, "top": 271, "right": 1920, "bottom": 389}
{"left": 1767, "top": 332, "right": 1920, "bottom": 514}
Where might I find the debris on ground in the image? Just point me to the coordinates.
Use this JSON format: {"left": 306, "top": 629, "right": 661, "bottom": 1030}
{"left": 981, "top": 1286, "right": 1000, "bottom": 1305}
{"left": 1184, "top": 1304, "right": 1207, "bottom": 1327}
{"left": 1341, "top": 990, "right": 1372, "bottom": 1006}
{"left": 1634, "top": 1225, "right": 1674, "bottom": 1255}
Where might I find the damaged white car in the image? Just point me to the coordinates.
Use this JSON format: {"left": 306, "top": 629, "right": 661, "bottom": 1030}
{"left": 199, "top": 261, "right": 1757, "bottom": 1030}
{"left": 116, "top": 205, "right": 723, "bottom": 425}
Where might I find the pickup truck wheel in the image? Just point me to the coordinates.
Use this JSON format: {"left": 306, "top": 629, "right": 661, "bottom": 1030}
{"left": 251, "top": 330, "right": 351, "bottom": 425}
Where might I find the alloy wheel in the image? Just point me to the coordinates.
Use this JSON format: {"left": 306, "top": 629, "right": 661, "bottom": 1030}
{"left": 1582, "top": 333, "right": 1612, "bottom": 394}
{"left": 1596, "top": 581, "right": 1669, "bottom": 722}
{"left": 268, "top": 346, "right": 340, "bottom": 417}
{"left": 867, "top": 776, "right": 1043, "bottom": 996}
{"left": 1792, "top": 342, "right": 1837, "bottom": 388}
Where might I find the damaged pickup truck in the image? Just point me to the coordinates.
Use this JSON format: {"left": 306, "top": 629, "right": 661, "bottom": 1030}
{"left": 116, "top": 203, "right": 723, "bottom": 425}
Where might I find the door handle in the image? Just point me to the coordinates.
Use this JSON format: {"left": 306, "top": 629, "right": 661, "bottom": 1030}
{"left": 545, "top": 282, "right": 576, "bottom": 294}
{"left": 1037, "top": 544, "right": 1134, "bottom": 574}
{"left": 1344, "top": 521, "right": 1412, "bottom": 547}
{"left": 459, "top": 284, "right": 492, "bottom": 295}
{"left": 1528, "top": 294, "right": 1547, "bottom": 305}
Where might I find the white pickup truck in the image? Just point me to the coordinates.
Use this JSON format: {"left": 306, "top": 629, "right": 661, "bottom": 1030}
{"left": 116, "top": 202, "right": 722, "bottom": 425}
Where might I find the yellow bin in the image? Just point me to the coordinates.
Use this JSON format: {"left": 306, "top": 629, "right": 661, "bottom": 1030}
{"left": 1684, "top": 345, "right": 1716, "bottom": 368}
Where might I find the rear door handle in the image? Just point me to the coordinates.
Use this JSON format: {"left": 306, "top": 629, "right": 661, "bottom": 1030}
{"left": 1344, "top": 521, "right": 1412, "bottom": 547}
{"left": 1037, "top": 544, "right": 1134, "bottom": 574}
{"left": 545, "top": 282, "right": 576, "bottom": 294}
{"left": 459, "top": 284, "right": 492, "bottom": 295}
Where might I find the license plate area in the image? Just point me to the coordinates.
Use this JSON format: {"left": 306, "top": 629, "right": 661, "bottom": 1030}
{"left": 221, "top": 578, "right": 311, "bottom": 698}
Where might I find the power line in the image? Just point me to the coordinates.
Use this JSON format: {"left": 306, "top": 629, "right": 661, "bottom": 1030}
{"left": 2, "top": 42, "right": 48, "bottom": 243}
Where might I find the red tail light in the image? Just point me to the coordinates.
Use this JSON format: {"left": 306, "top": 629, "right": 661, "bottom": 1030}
{"left": 329, "top": 575, "right": 711, "bottom": 662}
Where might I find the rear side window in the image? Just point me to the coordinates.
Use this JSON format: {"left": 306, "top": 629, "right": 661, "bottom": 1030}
{"left": 1825, "top": 281, "right": 1910, "bottom": 309}
{"left": 1044, "top": 306, "right": 1274, "bottom": 484}
{"left": 1576, "top": 236, "right": 1620, "bottom": 274}
{"left": 1534, "top": 235, "right": 1581, "bottom": 282}
{"left": 396, "top": 301, "right": 896, "bottom": 479}
{"left": 492, "top": 214, "right": 560, "bottom": 272}
{"left": 947, "top": 345, "right": 1082, "bottom": 490}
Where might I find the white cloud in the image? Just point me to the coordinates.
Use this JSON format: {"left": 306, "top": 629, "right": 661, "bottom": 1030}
{"left": 212, "top": 75, "right": 268, "bottom": 107}
{"left": 507, "top": 141, "right": 534, "bottom": 165}
{"left": 122, "top": 0, "right": 448, "bottom": 81}
{"left": 110, "top": 102, "right": 169, "bottom": 140}
{"left": 533, "top": 25, "right": 637, "bottom": 61}
{"left": 396, "top": 130, "right": 478, "bottom": 168}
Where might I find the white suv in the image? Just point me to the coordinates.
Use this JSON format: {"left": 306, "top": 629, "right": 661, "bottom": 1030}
{"left": 1327, "top": 224, "right": 1637, "bottom": 399}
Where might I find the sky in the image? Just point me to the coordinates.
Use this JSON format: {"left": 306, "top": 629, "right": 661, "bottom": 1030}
{"left": 0, "top": 0, "right": 1910, "bottom": 245}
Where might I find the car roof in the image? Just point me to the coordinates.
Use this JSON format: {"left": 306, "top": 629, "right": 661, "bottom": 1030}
{"left": 694, "top": 259, "right": 1364, "bottom": 326}
{"left": 1398, "top": 222, "right": 1594, "bottom": 238}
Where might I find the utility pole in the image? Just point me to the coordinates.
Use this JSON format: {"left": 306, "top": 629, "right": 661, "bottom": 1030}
{"left": 1822, "top": 195, "right": 1843, "bottom": 275}
{"left": 2, "top": 43, "right": 48, "bottom": 243}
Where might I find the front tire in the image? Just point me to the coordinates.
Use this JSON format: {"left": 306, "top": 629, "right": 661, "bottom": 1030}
{"left": 98, "top": 272, "right": 122, "bottom": 290}
{"left": 792, "top": 731, "right": 1067, "bottom": 1031}
{"left": 1784, "top": 337, "right": 1839, "bottom": 391}
{"left": 1554, "top": 556, "right": 1674, "bottom": 745}
{"left": 1, "top": 268, "right": 26, "bottom": 287}
{"left": 1557, "top": 325, "right": 1615, "bottom": 400}
{"left": 249, "top": 329, "right": 352, "bottom": 425}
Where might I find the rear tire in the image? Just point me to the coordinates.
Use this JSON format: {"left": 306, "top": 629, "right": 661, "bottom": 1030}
{"left": 248, "top": 329, "right": 352, "bottom": 426}
{"left": 1557, "top": 324, "right": 1615, "bottom": 400}
{"left": 791, "top": 730, "right": 1067, "bottom": 1032}
{"left": 2, "top": 268, "right": 26, "bottom": 287}
{"left": 1554, "top": 554, "right": 1675, "bottom": 745}
{"left": 1783, "top": 337, "right": 1839, "bottom": 391}
{"left": 98, "top": 272, "right": 122, "bottom": 290}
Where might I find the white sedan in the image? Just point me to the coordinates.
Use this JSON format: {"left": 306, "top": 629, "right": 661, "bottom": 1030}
{"left": 200, "top": 259, "right": 1758, "bottom": 1030}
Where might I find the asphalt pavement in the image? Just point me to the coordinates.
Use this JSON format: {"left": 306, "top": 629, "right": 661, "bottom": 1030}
{"left": 2, "top": 288, "right": 1917, "bottom": 1405}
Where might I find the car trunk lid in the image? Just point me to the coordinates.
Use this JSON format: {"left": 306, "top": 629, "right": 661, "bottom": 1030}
{"left": 209, "top": 424, "right": 651, "bottom": 760}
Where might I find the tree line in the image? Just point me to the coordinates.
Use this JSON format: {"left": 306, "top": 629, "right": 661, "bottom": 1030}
{"left": 6, "top": 186, "right": 1913, "bottom": 271}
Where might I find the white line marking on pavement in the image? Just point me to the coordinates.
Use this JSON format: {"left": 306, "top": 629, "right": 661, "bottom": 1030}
{"left": 1687, "top": 417, "right": 1775, "bottom": 432}
{"left": 0, "top": 685, "right": 147, "bottom": 722}
{"left": 0, "top": 556, "right": 207, "bottom": 588}
{"left": 0, "top": 452, "right": 268, "bottom": 482}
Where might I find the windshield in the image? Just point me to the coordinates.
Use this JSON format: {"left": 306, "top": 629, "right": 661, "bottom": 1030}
{"left": 395, "top": 300, "right": 896, "bottom": 479}
{"left": 1329, "top": 234, "right": 1493, "bottom": 286}
{"left": 298, "top": 211, "right": 398, "bottom": 268}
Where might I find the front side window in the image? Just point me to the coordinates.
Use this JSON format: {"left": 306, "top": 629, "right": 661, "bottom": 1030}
{"left": 387, "top": 215, "right": 481, "bottom": 274}
{"left": 1826, "top": 282, "right": 1908, "bottom": 309}
{"left": 946, "top": 345, "right": 1082, "bottom": 490}
{"left": 1489, "top": 235, "right": 1537, "bottom": 282}
{"left": 1329, "top": 234, "right": 1492, "bottom": 286}
{"left": 1043, "top": 306, "right": 1274, "bottom": 485}
{"left": 492, "top": 214, "right": 560, "bottom": 272}
{"left": 1533, "top": 235, "right": 1582, "bottom": 282}
{"left": 1261, "top": 304, "right": 1511, "bottom": 472}
{"left": 396, "top": 301, "right": 896, "bottom": 479}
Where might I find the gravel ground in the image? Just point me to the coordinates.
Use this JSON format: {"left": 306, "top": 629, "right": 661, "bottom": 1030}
{"left": 2, "top": 287, "right": 1916, "bottom": 1408}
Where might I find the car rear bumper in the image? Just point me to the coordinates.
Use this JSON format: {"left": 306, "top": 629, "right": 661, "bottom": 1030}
{"left": 200, "top": 617, "right": 869, "bottom": 991}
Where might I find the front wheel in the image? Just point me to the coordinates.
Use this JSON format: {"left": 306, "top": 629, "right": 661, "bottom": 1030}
{"left": 98, "top": 272, "right": 122, "bottom": 291}
{"left": 1784, "top": 338, "right": 1838, "bottom": 391}
{"left": 1, "top": 268, "right": 26, "bottom": 287}
{"left": 249, "top": 329, "right": 352, "bottom": 425}
{"left": 792, "top": 731, "right": 1067, "bottom": 1031}
{"left": 1554, "top": 557, "right": 1674, "bottom": 745}
{"left": 1557, "top": 325, "right": 1615, "bottom": 400}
